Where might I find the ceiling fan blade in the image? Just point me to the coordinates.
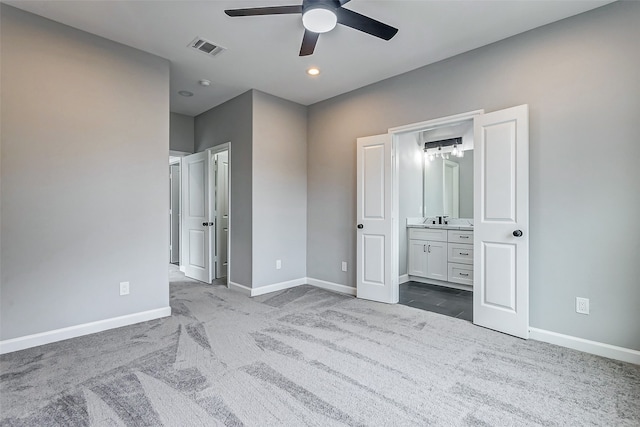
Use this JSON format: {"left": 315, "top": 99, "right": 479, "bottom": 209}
{"left": 225, "top": 5, "right": 303, "bottom": 17}
{"left": 335, "top": 7, "right": 398, "bottom": 41}
{"left": 299, "top": 30, "right": 320, "bottom": 56}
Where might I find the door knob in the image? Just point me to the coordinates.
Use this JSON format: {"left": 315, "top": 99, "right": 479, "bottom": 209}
{"left": 202, "top": 222, "right": 208, "bottom": 226}
{"left": 513, "top": 230, "right": 523, "bottom": 237}
{"left": 357, "top": 224, "right": 364, "bottom": 229}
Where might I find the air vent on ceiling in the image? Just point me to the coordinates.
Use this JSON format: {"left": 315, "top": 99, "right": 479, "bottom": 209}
{"left": 188, "top": 37, "right": 226, "bottom": 57}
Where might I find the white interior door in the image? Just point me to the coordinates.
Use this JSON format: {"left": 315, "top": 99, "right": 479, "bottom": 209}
{"left": 473, "top": 104, "right": 529, "bottom": 339}
{"left": 215, "top": 151, "right": 229, "bottom": 279}
{"left": 181, "top": 151, "right": 211, "bottom": 283}
{"left": 356, "top": 134, "right": 397, "bottom": 303}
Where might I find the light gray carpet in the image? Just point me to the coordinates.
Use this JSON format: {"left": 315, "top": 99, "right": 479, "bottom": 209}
{"left": 1, "top": 269, "right": 639, "bottom": 426}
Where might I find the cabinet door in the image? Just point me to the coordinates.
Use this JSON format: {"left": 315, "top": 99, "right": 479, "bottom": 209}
{"left": 426, "top": 241, "right": 448, "bottom": 281}
{"left": 408, "top": 240, "right": 428, "bottom": 277}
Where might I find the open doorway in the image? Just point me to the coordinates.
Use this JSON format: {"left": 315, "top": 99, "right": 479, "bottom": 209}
{"left": 395, "top": 116, "right": 476, "bottom": 320}
{"left": 212, "top": 148, "right": 229, "bottom": 282}
{"left": 169, "top": 156, "right": 181, "bottom": 265}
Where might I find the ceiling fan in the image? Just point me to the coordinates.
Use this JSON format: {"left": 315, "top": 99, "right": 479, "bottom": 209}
{"left": 224, "top": 0, "right": 398, "bottom": 56}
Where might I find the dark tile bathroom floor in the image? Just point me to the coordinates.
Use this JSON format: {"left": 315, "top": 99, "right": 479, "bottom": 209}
{"left": 399, "top": 282, "right": 473, "bottom": 321}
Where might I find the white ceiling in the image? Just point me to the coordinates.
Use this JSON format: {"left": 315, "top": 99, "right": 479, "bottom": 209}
{"left": 5, "top": 0, "right": 613, "bottom": 117}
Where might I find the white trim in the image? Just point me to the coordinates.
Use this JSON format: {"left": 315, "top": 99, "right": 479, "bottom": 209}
{"left": 529, "top": 327, "right": 640, "bottom": 365}
{"left": 399, "top": 274, "right": 410, "bottom": 284}
{"left": 388, "top": 110, "right": 484, "bottom": 135}
{"left": 228, "top": 277, "right": 357, "bottom": 297}
{"left": 307, "top": 277, "right": 357, "bottom": 296}
{"left": 228, "top": 281, "right": 252, "bottom": 296}
{"left": 250, "top": 278, "right": 307, "bottom": 297}
{"left": 179, "top": 265, "right": 186, "bottom": 273}
{"left": 0, "top": 307, "right": 171, "bottom": 355}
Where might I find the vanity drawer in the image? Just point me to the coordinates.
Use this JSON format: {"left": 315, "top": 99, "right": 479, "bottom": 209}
{"left": 448, "top": 243, "right": 473, "bottom": 265}
{"left": 409, "top": 228, "right": 447, "bottom": 242}
{"left": 448, "top": 230, "right": 473, "bottom": 244}
{"left": 448, "top": 263, "right": 473, "bottom": 286}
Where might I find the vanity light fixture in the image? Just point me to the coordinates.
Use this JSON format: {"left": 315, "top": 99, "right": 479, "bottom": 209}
{"left": 424, "top": 137, "right": 465, "bottom": 159}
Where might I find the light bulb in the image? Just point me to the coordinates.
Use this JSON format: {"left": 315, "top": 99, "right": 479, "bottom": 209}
{"left": 428, "top": 154, "right": 434, "bottom": 162}
{"left": 451, "top": 145, "right": 459, "bottom": 156}
{"left": 457, "top": 149, "right": 464, "bottom": 158}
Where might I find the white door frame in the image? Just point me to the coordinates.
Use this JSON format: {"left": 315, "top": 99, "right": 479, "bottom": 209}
{"left": 208, "top": 142, "right": 231, "bottom": 287}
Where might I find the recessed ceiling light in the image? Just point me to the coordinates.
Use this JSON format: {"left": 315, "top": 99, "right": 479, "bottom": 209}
{"left": 307, "top": 67, "right": 320, "bottom": 76}
{"left": 199, "top": 79, "right": 211, "bottom": 87}
{"left": 178, "top": 90, "right": 194, "bottom": 97}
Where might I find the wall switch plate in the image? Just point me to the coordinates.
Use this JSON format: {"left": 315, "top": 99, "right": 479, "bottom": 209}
{"left": 276, "top": 260, "right": 282, "bottom": 270}
{"left": 576, "top": 297, "right": 589, "bottom": 315}
{"left": 341, "top": 261, "right": 347, "bottom": 272}
{"left": 120, "top": 281, "right": 130, "bottom": 296}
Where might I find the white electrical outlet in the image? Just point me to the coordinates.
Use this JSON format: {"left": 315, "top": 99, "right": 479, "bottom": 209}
{"left": 276, "top": 259, "right": 282, "bottom": 270}
{"left": 341, "top": 261, "right": 347, "bottom": 272}
{"left": 120, "top": 281, "right": 130, "bottom": 296}
{"left": 576, "top": 297, "right": 589, "bottom": 315}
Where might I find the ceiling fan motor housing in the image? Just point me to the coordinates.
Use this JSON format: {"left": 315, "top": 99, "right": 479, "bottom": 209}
{"left": 302, "top": 0, "right": 341, "bottom": 14}
{"left": 302, "top": 0, "right": 341, "bottom": 33}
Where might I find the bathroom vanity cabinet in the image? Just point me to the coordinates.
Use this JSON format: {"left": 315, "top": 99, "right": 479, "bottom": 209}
{"left": 408, "top": 229, "right": 448, "bottom": 280}
{"left": 408, "top": 227, "right": 474, "bottom": 288}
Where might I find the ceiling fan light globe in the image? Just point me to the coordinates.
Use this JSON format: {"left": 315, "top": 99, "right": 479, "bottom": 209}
{"left": 302, "top": 8, "right": 337, "bottom": 33}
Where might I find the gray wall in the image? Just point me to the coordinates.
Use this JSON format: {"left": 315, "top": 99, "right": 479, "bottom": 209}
{"left": 170, "top": 113, "right": 194, "bottom": 153}
{"left": 308, "top": 1, "right": 640, "bottom": 350}
{"left": 398, "top": 134, "right": 424, "bottom": 276}
{"left": 1, "top": 5, "right": 170, "bottom": 340}
{"left": 252, "top": 91, "right": 307, "bottom": 288}
{"left": 194, "top": 91, "right": 253, "bottom": 287}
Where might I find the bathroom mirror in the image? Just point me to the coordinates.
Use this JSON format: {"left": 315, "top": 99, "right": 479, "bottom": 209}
{"left": 423, "top": 150, "right": 474, "bottom": 218}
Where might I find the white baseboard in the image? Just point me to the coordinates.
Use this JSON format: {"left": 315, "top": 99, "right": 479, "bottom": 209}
{"left": 228, "top": 281, "right": 252, "bottom": 296}
{"left": 228, "top": 277, "right": 356, "bottom": 297}
{"left": 0, "top": 307, "right": 172, "bottom": 355}
{"left": 529, "top": 327, "right": 640, "bottom": 365}
{"left": 306, "top": 277, "right": 357, "bottom": 296}
{"left": 399, "top": 274, "right": 410, "bottom": 284}
{"left": 250, "top": 278, "right": 307, "bottom": 297}
{"left": 179, "top": 265, "right": 186, "bottom": 273}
